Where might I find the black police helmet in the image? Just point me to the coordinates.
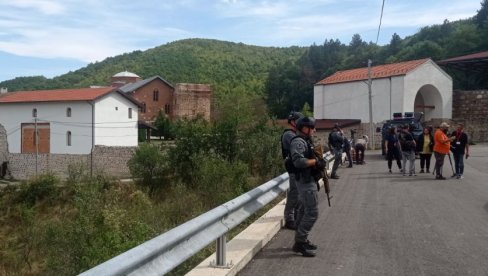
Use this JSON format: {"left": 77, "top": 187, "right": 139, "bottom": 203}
{"left": 296, "top": 116, "right": 316, "bottom": 131}
{"left": 287, "top": 111, "right": 304, "bottom": 124}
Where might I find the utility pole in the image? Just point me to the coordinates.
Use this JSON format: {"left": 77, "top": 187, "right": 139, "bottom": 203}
{"left": 34, "top": 117, "right": 38, "bottom": 176}
{"left": 367, "top": 59, "right": 375, "bottom": 150}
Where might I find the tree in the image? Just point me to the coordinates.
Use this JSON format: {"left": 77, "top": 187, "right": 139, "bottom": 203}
{"left": 127, "top": 143, "right": 166, "bottom": 196}
{"left": 475, "top": 0, "right": 488, "bottom": 27}
{"left": 153, "top": 111, "right": 175, "bottom": 139}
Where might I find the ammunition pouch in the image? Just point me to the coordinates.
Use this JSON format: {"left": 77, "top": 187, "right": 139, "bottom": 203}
{"left": 284, "top": 157, "right": 297, "bottom": 174}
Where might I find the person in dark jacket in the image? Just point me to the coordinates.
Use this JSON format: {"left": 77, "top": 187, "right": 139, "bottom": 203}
{"left": 386, "top": 127, "right": 402, "bottom": 173}
{"left": 328, "top": 124, "right": 343, "bottom": 179}
{"left": 343, "top": 137, "right": 353, "bottom": 168}
{"left": 281, "top": 111, "right": 303, "bottom": 230}
{"left": 450, "top": 123, "right": 470, "bottom": 179}
{"left": 290, "top": 116, "right": 325, "bottom": 257}
{"left": 416, "top": 127, "right": 434, "bottom": 173}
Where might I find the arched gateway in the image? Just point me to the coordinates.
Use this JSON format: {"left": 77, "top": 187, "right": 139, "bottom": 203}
{"left": 314, "top": 58, "right": 452, "bottom": 123}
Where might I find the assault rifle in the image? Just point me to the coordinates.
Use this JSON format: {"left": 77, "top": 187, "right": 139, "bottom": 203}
{"left": 312, "top": 144, "right": 332, "bottom": 207}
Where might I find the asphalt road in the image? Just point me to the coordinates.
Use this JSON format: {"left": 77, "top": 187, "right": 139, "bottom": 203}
{"left": 239, "top": 144, "right": 488, "bottom": 276}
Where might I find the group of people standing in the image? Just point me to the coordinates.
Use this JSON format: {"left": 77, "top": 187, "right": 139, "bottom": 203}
{"left": 384, "top": 122, "right": 470, "bottom": 180}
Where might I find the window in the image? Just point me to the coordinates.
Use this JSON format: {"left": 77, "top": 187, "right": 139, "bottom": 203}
{"left": 32, "top": 108, "right": 37, "bottom": 117}
{"left": 115, "top": 106, "right": 118, "bottom": 111}
{"left": 67, "top": 131, "right": 72, "bottom": 146}
{"left": 153, "top": 89, "right": 159, "bottom": 101}
{"left": 128, "top": 108, "right": 132, "bottom": 119}
{"left": 164, "top": 104, "right": 171, "bottom": 114}
{"left": 141, "top": 102, "right": 146, "bottom": 113}
{"left": 66, "top": 107, "right": 72, "bottom": 117}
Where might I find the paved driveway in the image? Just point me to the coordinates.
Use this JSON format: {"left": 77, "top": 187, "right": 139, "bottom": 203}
{"left": 239, "top": 144, "right": 488, "bottom": 276}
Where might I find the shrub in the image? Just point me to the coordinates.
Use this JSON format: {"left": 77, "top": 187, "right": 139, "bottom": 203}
{"left": 17, "top": 173, "right": 59, "bottom": 206}
{"left": 128, "top": 143, "right": 167, "bottom": 196}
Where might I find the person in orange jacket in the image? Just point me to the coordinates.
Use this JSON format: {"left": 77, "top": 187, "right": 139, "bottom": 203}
{"left": 433, "top": 122, "right": 455, "bottom": 180}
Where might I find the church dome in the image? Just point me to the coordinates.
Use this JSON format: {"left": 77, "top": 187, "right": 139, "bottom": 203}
{"left": 112, "top": 71, "right": 140, "bottom": 78}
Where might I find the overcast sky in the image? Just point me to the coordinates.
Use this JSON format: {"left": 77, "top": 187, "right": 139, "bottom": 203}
{"left": 0, "top": 0, "right": 481, "bottom": 82}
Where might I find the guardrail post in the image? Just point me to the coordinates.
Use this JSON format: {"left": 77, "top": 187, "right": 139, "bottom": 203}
{"left": 216, "top": 235, "right": 226, "bottom": 266}
{"left": 210, "top": 235, "right": 232, "bottom": 268}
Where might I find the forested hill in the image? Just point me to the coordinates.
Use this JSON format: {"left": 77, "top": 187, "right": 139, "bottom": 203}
{"left": 2, "top": 1, "right": 488, "bottom": 118}
{"left": 0, "top": 39, "right": 307, "bottom": 94}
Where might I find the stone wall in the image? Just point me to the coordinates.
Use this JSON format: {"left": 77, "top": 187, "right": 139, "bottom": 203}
{"left": 451, "top": 90, "right": 488, "bottom": 143}
{"left": 8, "top": 153, "right": 90, "bottom": 180}
{"left": 92, "top": 146, "right": 136, "bottom": 178}
{"left": 0, "top": 124, "right": 7, "bottom": 164}
{"left": 7, "top": 145, "right": 136, "bottom": 180}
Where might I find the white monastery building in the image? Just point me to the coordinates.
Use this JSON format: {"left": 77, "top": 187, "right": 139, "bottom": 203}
{"left": 0, "top": 87, "right": 140, "bottom": 154}
{"left": 314, "top": 58, "right": 453, "bottom": 123}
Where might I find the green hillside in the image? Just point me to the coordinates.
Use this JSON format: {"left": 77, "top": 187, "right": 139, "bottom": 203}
{"left": 0, "top": 39, "right": 306, "bottom": 96}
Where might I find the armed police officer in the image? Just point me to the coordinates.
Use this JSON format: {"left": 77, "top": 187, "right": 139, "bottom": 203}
{"left": 290, "top": 116, "right": 326, "bottom": 257}
{"left": 328, "top": 124, "right": 343, "bottom": 179}
{"left": 281, "top": 111, "right": 303, "bottom": 230}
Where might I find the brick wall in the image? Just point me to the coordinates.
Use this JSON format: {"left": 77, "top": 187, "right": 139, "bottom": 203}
{"left": 173, "top": 83, "right": 212, "bottom": 121}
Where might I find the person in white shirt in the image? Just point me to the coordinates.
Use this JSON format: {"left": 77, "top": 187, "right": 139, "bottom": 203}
{"left": 354, "top": 135, "right": 368, "bottom": 164}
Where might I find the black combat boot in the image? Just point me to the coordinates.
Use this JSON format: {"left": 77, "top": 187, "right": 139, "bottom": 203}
{"left": 304, "top": 240, "right": 317, "bottom": 250}
{"left": 292, "top": 242, "right": 316, "bottom": 257}
{"left": 284, "top": 221, "right": 297, "bottom": 230}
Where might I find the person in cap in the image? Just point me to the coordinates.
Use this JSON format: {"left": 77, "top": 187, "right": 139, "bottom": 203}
{"left": 450, "top": 123, "right": 470, "bottom": 179}
{"left": 433, "top": 122, "right": 454, "bottom": 180}
{"left": 281, "top": 111, "right": 303, "bottom": 230}
{"left": 290, "top": 116, "right": 325, "bottom": 257}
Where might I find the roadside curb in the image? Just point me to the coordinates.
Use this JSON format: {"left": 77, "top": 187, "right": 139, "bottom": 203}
{"left": 185, "top": 198, "right": 286, "bottom": 276}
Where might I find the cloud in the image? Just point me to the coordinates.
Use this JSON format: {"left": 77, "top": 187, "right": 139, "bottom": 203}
{"left": 0, "top": 0, "right": 482, "bottom": 63}
{"left": 7, "top": 0, "right": 66, "bottom": 15}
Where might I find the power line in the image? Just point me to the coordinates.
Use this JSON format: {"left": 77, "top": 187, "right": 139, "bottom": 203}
{"left": 375, "top": 0, "right": 386, "bottom": 45}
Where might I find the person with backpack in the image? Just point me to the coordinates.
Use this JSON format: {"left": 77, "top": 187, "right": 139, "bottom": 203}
{"left": 281, "top": 111, "right": 303, "bottom": 230}
{"left": 399, "top": 124, "right": 416, "bottom": 176}
{"left": 290, "top": 116, "right": 325, "bottom": 257}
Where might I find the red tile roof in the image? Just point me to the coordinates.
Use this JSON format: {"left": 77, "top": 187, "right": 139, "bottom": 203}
{"left": 0, "top": 87, "right": 129, "bottom": 104}
{"left": 317, "top": 58, "right": 430, "bottom": 85}
{"left": 438, "top": 51, "right": 488, "bottom": 63}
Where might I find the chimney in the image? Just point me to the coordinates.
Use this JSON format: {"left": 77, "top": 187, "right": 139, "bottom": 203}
{"left": 0, "top": 87, "right": 7, "bottom": 94}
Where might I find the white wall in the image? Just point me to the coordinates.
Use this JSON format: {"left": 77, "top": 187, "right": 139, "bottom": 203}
{"left": 404, "top": 61, "right": 452, "bottom": 119}
{"left": 314, "top": 60, "right": 452, "bottom": 123}
{"left": 93, "top": 93, "right": 139, "bottom": 147}
{"left": 0, "top": 101, "right": 93, "bottom": 154}
{"left": 313, "top": 76, "right": 405, "bottom": 123}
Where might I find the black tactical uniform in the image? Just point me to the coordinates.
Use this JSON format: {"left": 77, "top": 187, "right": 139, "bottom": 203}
{"left": 290, "top": 116, "right": 325, "bottom": 257}
{"left": 281, "top": 111, "right": 303, "bottom": 230}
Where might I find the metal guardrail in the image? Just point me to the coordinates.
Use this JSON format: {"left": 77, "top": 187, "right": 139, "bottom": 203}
{"left": 79, "top": 152, "right": 335, "bottom": 276}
